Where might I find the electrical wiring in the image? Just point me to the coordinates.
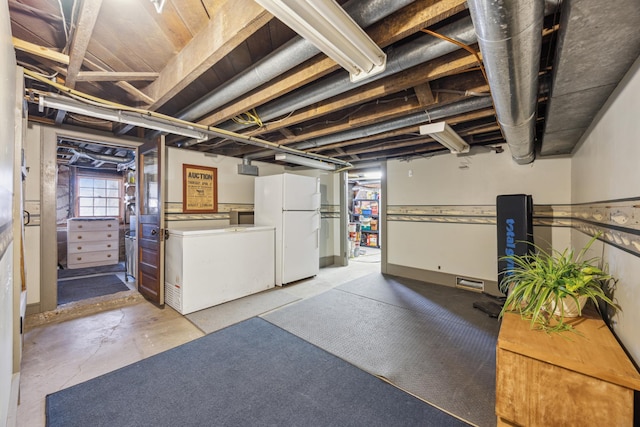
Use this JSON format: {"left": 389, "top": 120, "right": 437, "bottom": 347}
{"left": 232, "top": 108, "right": 263, "bottom": 127}
{"left": 420, "top": 28, "right": 489, "bottom": 86}
{"left": 22, "top": 69, "right": 352, "bottom": 168}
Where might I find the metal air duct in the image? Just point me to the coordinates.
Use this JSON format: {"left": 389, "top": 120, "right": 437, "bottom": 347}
{"left": 244, "top": 96, "right": 494, "bottom": 160}
{"left": 466, "top": 0, "right": 544, "bottom": 164}
{"left": 222, "top": 17, "right": 478, "bottom": 134}
{"left": 175, "top": 0, "right": 414, "bottom": 123}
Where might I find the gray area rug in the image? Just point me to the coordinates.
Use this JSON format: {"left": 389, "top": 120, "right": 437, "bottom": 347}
{"left": 58, "top": 262, "right": 126, "bottom": 279}
{"left": 262, "top": 273, "right": 500, "bottom": 427}
{"left": 57, "top": 274, "right": 130, "bottom": 305}
{"left": 186, "top": 288, "right": 300, "bottom": 334}
{"left": 46, "top": 317, "right": 469, "bottom": 427}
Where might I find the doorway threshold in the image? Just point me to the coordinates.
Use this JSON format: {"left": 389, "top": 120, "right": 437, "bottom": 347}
{"left": 25, "top": 290, "right": 143, "bottom": 330}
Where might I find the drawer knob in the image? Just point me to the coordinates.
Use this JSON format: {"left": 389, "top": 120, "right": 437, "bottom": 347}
{"left": 78, "top": 235, "right": 82, "bottom": 239}
{"left": 78, "top": 225, "right": 83, "bottom": 229}
{"left": 107, "top": 244, "right": 111, "bottom": 248}
{"left": 77, "top": 257, "right": 82, "bottom": 261}
{"left": 77, "top": 246, "right": 82, "bottom": 250}
{"left": 108, "top": 224, "right": 112, "bottom": 228}
{"left": 107, "top": 234, "right": 112, "bottom": 238}
{"left": 107, "top": 254, "right": 112, "bottom": 258}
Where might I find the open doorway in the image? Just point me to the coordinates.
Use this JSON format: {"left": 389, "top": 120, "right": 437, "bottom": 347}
{"left": 55, "top": 137, "right": 137, "bottom": 307}
{"left": 348, "top": 169, "right": 381, "bottom": 264}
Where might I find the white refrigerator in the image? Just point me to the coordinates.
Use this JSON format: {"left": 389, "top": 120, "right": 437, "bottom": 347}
{"left": 255, "top": 173, "right": 320, "bottom": 286}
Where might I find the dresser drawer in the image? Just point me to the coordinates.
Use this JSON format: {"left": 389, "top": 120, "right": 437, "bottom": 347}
{"left": 68, "top": 230, "right": 118, "bottom": 243}
{"left": 67, "top": 240, "right": 118, "bottom": 254}
{"left": 67, "top": 249, "right": 119, "bottom": 267}
{"left": 68, "top": 219, "right": 118, "bottom": 232}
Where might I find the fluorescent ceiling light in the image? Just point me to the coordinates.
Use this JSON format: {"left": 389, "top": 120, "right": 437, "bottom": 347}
{"left": 275, "top": 153, "right": 336, "bottom": 171}
{"left": 39, "top": 95, "right": 208, "bottom": 141}
{"left": 419, "top": 122, "right": 471, "bottom": 154}
{"left": 255, "top": 0, "right": 386, "bottom": 83}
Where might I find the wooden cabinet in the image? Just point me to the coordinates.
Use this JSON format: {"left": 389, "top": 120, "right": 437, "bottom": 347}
{"left": 496, "top": 311, "right": 640, "bottom": 426}
{"left": 67, "top": 218, "right": 119, "bottom": 269}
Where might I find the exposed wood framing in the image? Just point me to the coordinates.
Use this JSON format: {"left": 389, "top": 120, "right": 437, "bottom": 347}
{"left": 75, "top": 71, "right": 159, "bottom": 82}
{"left": 12, "top": 37, "right": 69, "bottom": 64}
{"left": 144, "top": 0, "right": 273, "bottom": 110}
{"left": 198, "top": 0, "right": 469, "bottom": 127}
{"left": 65, "top": 0, "right": 103, "bottom": 89}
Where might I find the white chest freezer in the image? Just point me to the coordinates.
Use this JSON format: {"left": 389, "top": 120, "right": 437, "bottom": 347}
{"left": 164, "top": 225, "right": 275, "bottom": 314}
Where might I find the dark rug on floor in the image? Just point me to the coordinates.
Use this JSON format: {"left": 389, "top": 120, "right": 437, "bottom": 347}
{"left": 262, "top": 273, "right": 500, "bottom": 427}
{"left": 46, "top": 318, "right": 469, "bottom": 427}
{"left": 57, "top": 262, "right": 126, "bottom": 279}
{"left": 57, "top": 274, "right": 130, "bottom": 305}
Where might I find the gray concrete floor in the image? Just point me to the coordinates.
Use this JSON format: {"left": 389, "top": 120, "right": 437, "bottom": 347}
{"left": 16, "top": 257, "right": 380, "bottom": 427}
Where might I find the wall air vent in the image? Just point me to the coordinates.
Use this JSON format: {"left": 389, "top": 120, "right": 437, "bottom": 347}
{"left": 456, "top": 276, "right": 484, "bottom": 292}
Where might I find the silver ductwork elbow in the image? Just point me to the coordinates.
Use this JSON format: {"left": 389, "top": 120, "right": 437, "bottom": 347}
{"left": 467, "top": 0, "right": 544, "bottom": 164}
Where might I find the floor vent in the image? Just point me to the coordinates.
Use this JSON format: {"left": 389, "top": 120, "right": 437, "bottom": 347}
{"left": 456, "top": 276, "right": 484, "bottom": 292}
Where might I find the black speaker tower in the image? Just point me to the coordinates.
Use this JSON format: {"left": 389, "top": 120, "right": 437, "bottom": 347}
{"left": 474, "top": 194, "right": 533, "bottom": 318}
{"left": 496, "top": 194, "right": 534, "bottom": 291}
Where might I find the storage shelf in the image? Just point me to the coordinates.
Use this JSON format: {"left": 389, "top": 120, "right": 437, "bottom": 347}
{"left": 361, "top": 230, "right": 378, "bottom": 233}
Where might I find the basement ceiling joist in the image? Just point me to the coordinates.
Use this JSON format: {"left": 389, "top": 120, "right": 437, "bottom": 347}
{"left": 12, "top": 0, "right": 636, "bottom": 169}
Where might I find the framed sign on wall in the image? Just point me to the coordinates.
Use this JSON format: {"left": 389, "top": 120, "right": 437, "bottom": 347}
{"left": 182, "top": 164, "right": 218, "bottom": 213}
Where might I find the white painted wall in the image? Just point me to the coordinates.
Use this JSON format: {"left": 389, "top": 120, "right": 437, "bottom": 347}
{"left": 1, "top": 1, "right": 17, "bottom": 423}
{"left": 571, "top": 56, "right": 640, "bottom": 364}
{"left": 386, "top": 149, "right": 572, "bottom": 283}
{"left": 165, "top": 147, "right": 284, "bottom": 208}
{"left": 23, "top": 124, "right": 42, "bottom": 305}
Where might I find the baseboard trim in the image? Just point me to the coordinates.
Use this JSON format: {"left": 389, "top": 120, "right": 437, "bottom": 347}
{"left": 320, "top": 255, "right": 341, "bottom": 268}
{"left": 385, "top": 263, "right": 501, "bottom": 296}
{"left": 25, "top": 302, "right": 41, "bottom": 316}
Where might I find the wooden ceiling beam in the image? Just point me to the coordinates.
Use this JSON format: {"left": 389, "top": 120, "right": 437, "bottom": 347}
{"left": 82, "top": 58, "right": 155, "bottom": 105}
{"left": 198, "top": 0, "right": 469, "bottom": 127}
{"left": 144, "top": 0, "right": 273, "bottom": 111}
{"left": 65, "top": 0, "right": 103, "bottom": 89}
{"left": 250, "top": 50, "right": 479, "bottom": 141}
{"left": 12, "top": 37, "right": 69, "bottom": 65}
{"left": 311, "top": 108, "right": 497, "bottom": 153}
{"left": 75, "top": 71, "right": 160, "bottom": 82}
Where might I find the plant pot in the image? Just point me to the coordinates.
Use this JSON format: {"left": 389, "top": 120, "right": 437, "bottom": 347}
{"left": 546, "top": 296, "right": 588, "bottom": 318}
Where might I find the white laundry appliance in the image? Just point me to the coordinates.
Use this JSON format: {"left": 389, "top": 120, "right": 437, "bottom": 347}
{"left": 254, "top": 173, "right": 320, "bottom": 286}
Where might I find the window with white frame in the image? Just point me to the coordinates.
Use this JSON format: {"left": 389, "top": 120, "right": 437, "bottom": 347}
{"left": 77, "top": 175, "right": 122, "bottom": 217}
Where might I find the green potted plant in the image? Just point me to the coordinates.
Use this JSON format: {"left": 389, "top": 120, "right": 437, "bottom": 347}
{"left": 499, "top": 233, "right": 619, "bottom": 333}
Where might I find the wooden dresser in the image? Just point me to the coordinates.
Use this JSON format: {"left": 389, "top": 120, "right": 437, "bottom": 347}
{"left": 67, "top": 218, "right": 119, "bottom": 269}
{"left": 496, "top": 311, "right": 640, "bottom": 426}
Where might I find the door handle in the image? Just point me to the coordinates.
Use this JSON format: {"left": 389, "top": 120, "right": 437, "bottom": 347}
{"left": 23, "top": 210, "right": 30, "bottom": 225}
{"left": 151, "top": 229, "right": 157, "bottom": 236}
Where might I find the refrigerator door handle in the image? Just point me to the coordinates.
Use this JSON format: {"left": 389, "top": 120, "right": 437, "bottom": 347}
{"left": 311, "top": 193, "right": 321, "bottom": 210}
{"left": 316, "top": 228, "right": 320, "bottom": 249}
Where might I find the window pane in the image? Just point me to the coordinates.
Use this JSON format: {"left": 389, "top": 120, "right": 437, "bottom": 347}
{"left": 79, "top": 178, "right": 94, "bottom": 188}
{"left": 77, "top": 174, "right": 122, "bottom": 218}
{"left": 93, "top": 179, "right": 106, "bottom": 189}
{"left": 79, "top": 188, "right": 94, "bottom": 197}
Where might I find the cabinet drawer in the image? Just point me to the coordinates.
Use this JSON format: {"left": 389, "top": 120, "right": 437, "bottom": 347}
{"left": 68, "top": 230, "right": 118, "bottom": 243}
{"left": 68, "top": 219, "right": 118, "bottom": 232}
{"left": 67, "top": 249, "right": 118, "bottom": 268}
{"left": 68, "top": 241, "right": 117, "bottom": 254}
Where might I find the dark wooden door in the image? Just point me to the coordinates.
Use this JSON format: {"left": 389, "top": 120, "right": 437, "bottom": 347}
{"left": 137, "top": 137, "right": 165, "bottom": 305}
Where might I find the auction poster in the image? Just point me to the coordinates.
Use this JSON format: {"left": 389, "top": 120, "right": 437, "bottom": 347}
{"left": 182, "top": 164, "right": 218, "bottom": 213}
